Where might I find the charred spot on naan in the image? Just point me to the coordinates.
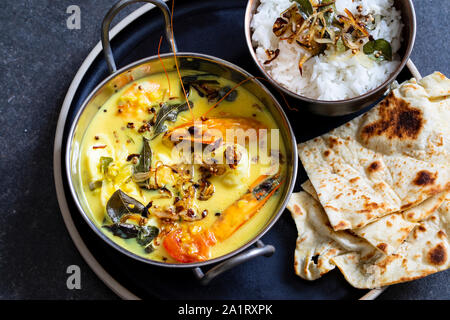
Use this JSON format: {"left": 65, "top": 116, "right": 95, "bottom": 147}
{"left": 437, "top": 230, "right": 447, "bottom": 240}
{"left": 349, "top": 177, "right": 360, "bottom": 184}
{"left": 412, "top": 224, "right": 427, "bottom": 239}
{"left": 413, "top": 170, "right": 437, "bottom": 186}
{"left": 328, "top": 136, "right": 341, "bottom": 148}
{"left": 333, "top": 220, "right": 352, "bottom": 230}
{"left": 357, "top": 195, "right": 385, "bottom": 214}
{"left": 360, "top": 92, "right": 424, "bottom": 142}
{"left": 406, "top": 212, "right": 415, "bottom": 220}
{"left": 376, "top": 243, "right": 388, "bottom": 254}
{"left": 367, "top": 161, "right": 382, "bottom": 173}
{"left": 293, "top": 204, "right": 303, "bottom": 216}
{"left": 401, "top": 202, "right": 415, "bottom": 210}
{"left": 427, "top": 243, "right": 447, "bottom": 266}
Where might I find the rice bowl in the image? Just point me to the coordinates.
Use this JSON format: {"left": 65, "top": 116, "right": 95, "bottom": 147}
{"left": 251, "top": 0, "right": 404, "bottom": 101}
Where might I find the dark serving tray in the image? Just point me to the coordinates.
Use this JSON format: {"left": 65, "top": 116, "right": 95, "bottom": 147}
{"left": 55, "top": 0, "right": 417, "bottom": 299}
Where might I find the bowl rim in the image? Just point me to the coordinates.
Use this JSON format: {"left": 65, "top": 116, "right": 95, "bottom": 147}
{"left": 65, "top": 52, "right": 298, "bottom": 269}
{"left": 244, "top": 0, "right": 417, "bottom": 104}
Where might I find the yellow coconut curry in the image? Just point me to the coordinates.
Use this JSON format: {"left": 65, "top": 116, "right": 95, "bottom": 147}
{"left": 79, "top": 70, "right": 286, "bottom": 263}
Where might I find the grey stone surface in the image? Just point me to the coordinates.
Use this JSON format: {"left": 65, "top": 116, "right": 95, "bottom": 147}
{"left": 0, "top": 0, "right": 448, "bottom": 300}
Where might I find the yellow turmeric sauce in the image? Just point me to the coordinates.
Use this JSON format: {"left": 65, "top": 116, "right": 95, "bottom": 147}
{"left": 79, "top": 70, "right": 286, "bottom": 263}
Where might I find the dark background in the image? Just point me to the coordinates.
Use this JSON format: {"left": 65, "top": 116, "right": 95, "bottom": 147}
{"left": 0, "top": 0, "right": 449, "bottom": 300}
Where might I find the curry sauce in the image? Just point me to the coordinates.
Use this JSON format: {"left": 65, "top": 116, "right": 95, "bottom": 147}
{"left": 78, "top": 70, "right": 286, "bottom": 263}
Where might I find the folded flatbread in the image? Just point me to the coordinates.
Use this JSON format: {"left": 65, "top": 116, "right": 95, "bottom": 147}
{"left": 353, "top": 192, "right": 449, "bottom": 255}
{"left": 298, "top": 72, "right": 450, "bottom": 231}
{"left": 332, "top": 199, "right": 450, "bottom": 289}
{"left": 302, "top": 180, "right": 448, "bottom": 255}
{"left": 301, "top": 180, "right": 319, "bottom": 200}
{"left": 288, "top": 192, "right": 373, "bottom": 280}
{"left": 288, "top": 191, "right": 450, "bottom": 288}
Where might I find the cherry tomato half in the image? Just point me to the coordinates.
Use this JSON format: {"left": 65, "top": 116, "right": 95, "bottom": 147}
{"left": 163, "top": 228, "right": 216, "bottom": 263}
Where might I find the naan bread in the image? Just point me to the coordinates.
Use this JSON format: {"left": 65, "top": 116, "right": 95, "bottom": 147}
{"left": 288, "top": 191, "right": 450, "bottom": 288}
{"left": 352, "top": 213, "right": 417, "bottom": 255}
{"left": 332, "top": 200, "right": 450, "bottom": 289}
{"left": 288, "top": 192, "right": 373, "bottom": 280}
{"left": 302, "top": 179, "right": 448, "bottom": 255}
{"left": 298, "top": 72, "right": 450, "bottom": 231}
{"left": 303, "top": 179, "right": 416, "bottom": 255}
{"left": 402, "top": 191, "right": 449, "bottom": 222}
{"left": 350, "top": 192, "right": 449, "bottom": 255}
{"left": 301, "top": 180, "right": 319, "bottom": 200}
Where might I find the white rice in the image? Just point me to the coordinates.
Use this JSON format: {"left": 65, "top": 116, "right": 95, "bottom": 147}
{"left": 251, "top": 0, "right": 403, "bottom": 100}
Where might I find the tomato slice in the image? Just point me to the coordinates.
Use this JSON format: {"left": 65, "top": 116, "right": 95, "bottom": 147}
{"left": 163, "top": 228, "right": 216, "bottom": 263}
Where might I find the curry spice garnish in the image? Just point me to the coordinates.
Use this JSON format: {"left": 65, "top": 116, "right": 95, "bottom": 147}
{"left": 138, "top": 123, "right": 151, "bottom": 133}
{"left": 271, "top": 1, "right": 392, "bottom": 75}
{"left": 264, "top": 49, "right": 280, "bottom": 65}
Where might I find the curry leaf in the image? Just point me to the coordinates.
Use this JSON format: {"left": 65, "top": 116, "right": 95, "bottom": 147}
{"left": 99, "top": 156, "right": 113, "bottom": 174}
{"left": 135, "top": 137, "right": 152, "bottom": 173}
{"left": 104, "top": 190, "right": 160, "bottom": 251}
{"left": 151, "top": 101, "right": 192, "bottom": 139}
{"left": 133, "top": 137, "right": 153, "bottom": 189}
{"left": 182, "top": 74, "right": 238, "bottom": 103}
{"left": 218, "top": 86, "right": 238, "bottom": 102}
{"left": 103, "top": 223, "right": 140, "bottom": 239}
{"left": 182, "top": 74, "right": 224, "bottom": 101}
{"left": 181, "top": 73, "right": 215, "bottom": 97}
{"left": 363, "top": 39, "right": 392, "bottom": 61}
{"left": 106, "top": 189, "right": 145, "bottom": 224}
{"left": 319, "top": 0, "right": 336, "bottom": 24}
{"left": 294, "top": 0, "right": 313, "bottom": 18}
{"left": 190, "top": 80, "right": 221, "bottom": 100}
{"left": 136, "top": 225, "right": 159, "bottom": 246}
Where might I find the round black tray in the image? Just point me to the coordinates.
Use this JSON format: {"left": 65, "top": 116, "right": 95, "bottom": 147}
{"left": 55, "top": 0, "right": 417, "bottom": 299}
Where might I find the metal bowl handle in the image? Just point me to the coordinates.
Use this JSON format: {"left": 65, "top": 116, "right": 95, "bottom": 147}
{"left": 193, "top": 240, "right": 275, "bottom": 285}
{"left": 101, "top": 0, "right": 177, "bottom": 74}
